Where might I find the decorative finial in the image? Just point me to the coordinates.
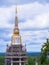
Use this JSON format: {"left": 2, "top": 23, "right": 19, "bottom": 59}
{"left": 15, "top": 6, "right": 18, "bottom": 28}
{"left": 16, "top": 6, "right": 17, "bottom": 14}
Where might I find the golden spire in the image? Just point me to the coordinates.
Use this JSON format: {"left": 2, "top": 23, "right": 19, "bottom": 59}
{"left": 15, "top": 6, "right": 18, "bottom": 28}
{"left": 11, "top": 6, "right": 22, "bottom": 45}
{"left": 16, "top": 6, "right": 17, "bottom": 13}
{"left": 13, "top": 6, "right": 19, "bottom": 35}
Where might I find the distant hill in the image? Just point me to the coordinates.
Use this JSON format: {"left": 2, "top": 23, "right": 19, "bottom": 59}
{"left": 27, "top": 52, "right": 41, "bottom": 55}
{"left": 0, "top": 52, "right": 41, "bottom": 56}
{"left": 0, "top": 53, "right": 5, "bottom": 56}
{"left": 27, "top": 52, "right": 41, "bottom": 58}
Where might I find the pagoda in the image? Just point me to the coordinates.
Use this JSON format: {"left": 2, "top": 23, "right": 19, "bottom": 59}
{"left": 5, "top": 6, "right": 27, "bottom": 65}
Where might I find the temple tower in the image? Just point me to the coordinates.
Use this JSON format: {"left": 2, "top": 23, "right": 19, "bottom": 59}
{"left": 5, "top": 6, "right": 27, "bottom": 65}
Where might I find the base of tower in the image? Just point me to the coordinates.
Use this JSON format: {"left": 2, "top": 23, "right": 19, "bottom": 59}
{"left": 5, "top": 44, "right": 27, "bottom": 65}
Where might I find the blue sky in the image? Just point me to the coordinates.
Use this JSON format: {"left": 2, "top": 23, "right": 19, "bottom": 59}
{"left": 0, "top": 0, "right": 49, "bottom": 52}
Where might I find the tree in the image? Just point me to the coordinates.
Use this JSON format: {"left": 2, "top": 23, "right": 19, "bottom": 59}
{"left": 41, "top": 39, "right": 49, "bottom": 53}
{"left": 40, "top": 39, "right": 49, "bottom": 64}
{"left": 26, "top": 56, "right": 35, "bottom": 65}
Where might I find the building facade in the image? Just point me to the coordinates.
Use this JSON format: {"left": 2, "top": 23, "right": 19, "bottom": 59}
{"left": 5, "top": 6, "right": 27, "bottom": 65}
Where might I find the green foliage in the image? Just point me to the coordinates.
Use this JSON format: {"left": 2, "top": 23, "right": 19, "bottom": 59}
{"left": 27, "top": 56, "right": 35, "bottom": 65}
{"left": 41, "top": 39, "right": 49, "bottom": 53}
{"left": 0, "top": 55, "right": 4, "bottom": 65}
{"left": 46, "top": 58, "right": 49, "bottom": 65}
{"left": 39, "top": 39, "right": 49, "bottom": 65}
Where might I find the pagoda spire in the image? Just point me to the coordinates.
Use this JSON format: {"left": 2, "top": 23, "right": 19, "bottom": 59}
{"left": 15, "top": 6, "right": 18, "bottom": 28}
{"left": 11, "top": 6, "right": 22, "bottom": 45}
{"left": 13, "top": 6, "right": 19, "bottom": 35}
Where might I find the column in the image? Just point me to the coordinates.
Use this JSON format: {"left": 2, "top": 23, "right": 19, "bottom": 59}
{"left": 5, "top": 59, "right": 7, "bottom": 65}
{"left": 11, "top": 62, "right": 13, "bottom": 65}
{"left": 35, "top": 62, "right": 38, "bottom": 65}
{"left": 24, "top": 63, "right": 25, "bottom": 65}
{"left": 19, "top": 58, "right": 21, "bottom": 65}
{"left": 11, "top": 58, "right": 13, "bottom": 65}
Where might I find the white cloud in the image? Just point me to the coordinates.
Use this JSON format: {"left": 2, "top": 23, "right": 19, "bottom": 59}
{"left": 18, "top": 3, "right": 49, "bottom": 29}
{"left": 18, "top": 2, "right": 49, "bottom": 19}
{"left": 21, "top": 30, "right": 48, "bottom": 44}
{"left": 0, "top": 39, "right": 11, "bottom": 52}
{"left": 0, "top": 6, "right": 15, "bottom": 28}
{"left": 26, "top": 44, "right": 42, "bottom": 52}
{"left": 0, "top": 2, "right": 49, "bottom": 29}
